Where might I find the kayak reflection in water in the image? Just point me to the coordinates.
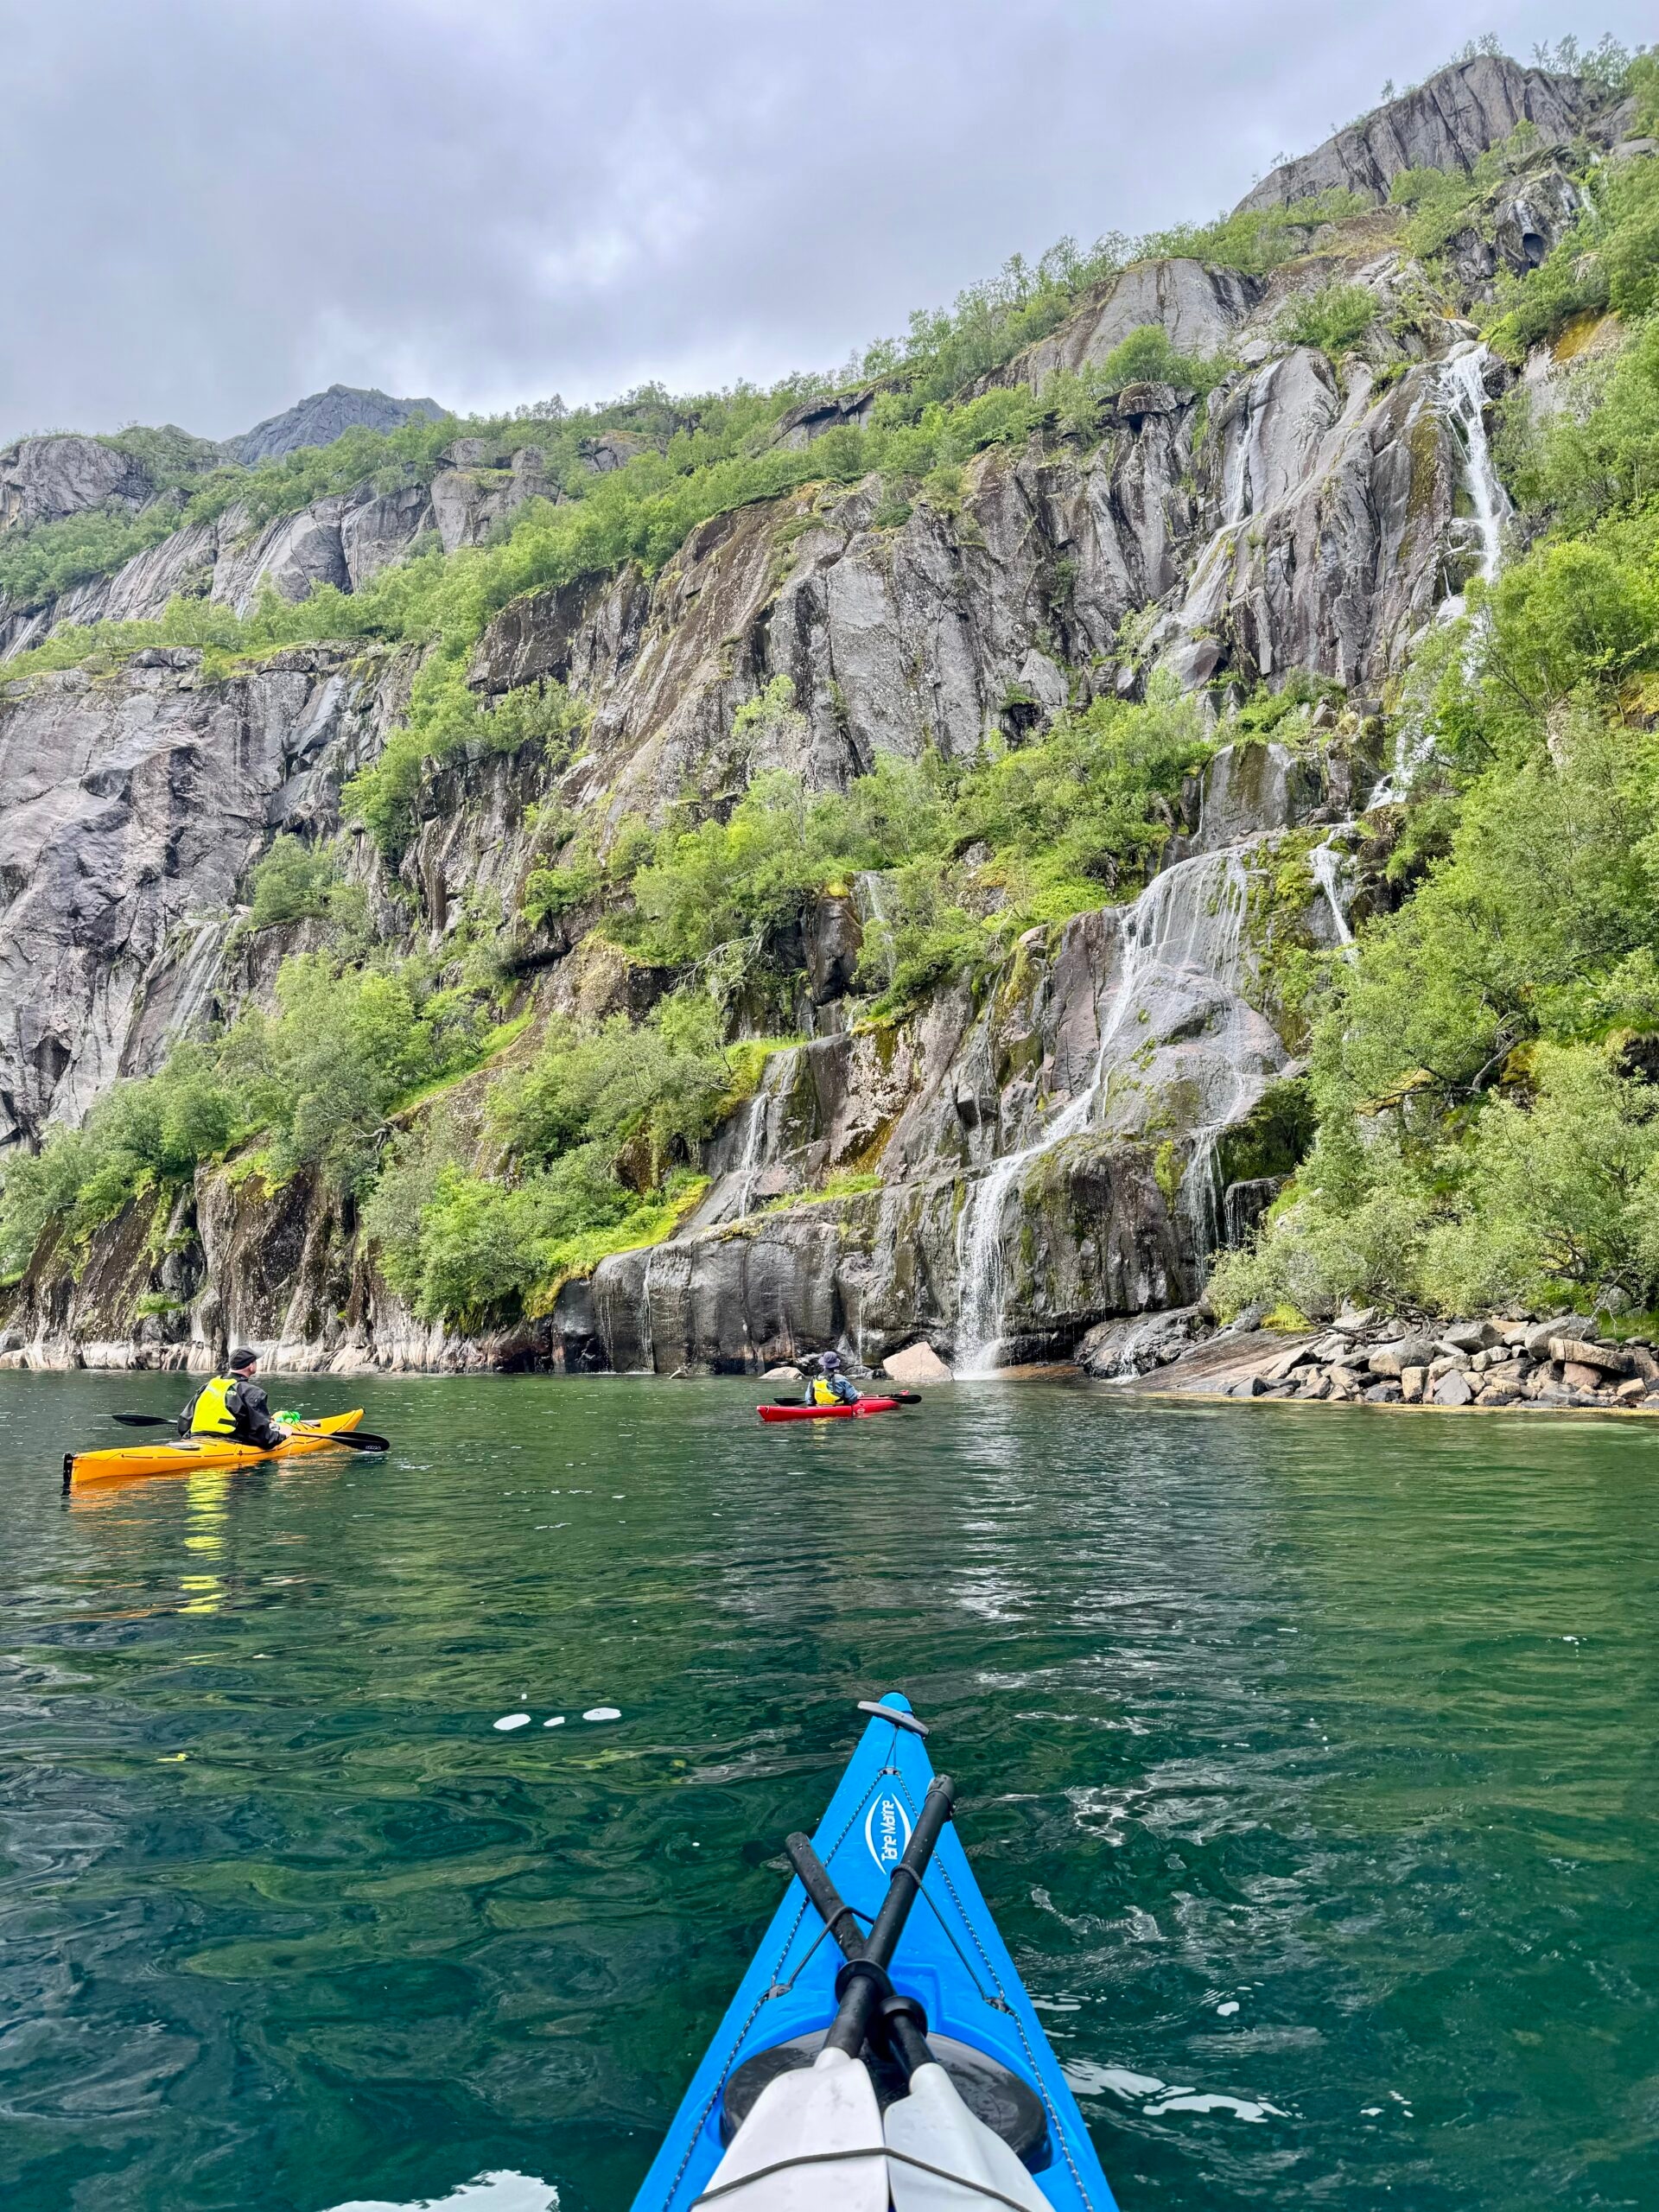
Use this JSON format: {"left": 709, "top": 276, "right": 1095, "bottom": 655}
{"left": 802, "top": 1350, "right": 862, "bottom": 1408}
{"left": 177, "top": 1348, "right": 288, "bottom": 1447}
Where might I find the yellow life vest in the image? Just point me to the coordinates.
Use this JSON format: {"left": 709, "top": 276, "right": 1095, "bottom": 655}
{"left": 811, "top": 1376, "right": 842, "bottom": 1405}
{"left": 191, "top": 1375, "right": 240, "bottom": 1435}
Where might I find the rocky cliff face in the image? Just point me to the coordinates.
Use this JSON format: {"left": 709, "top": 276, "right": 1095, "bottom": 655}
{"left": 1236, "top": 54, "right": 1598, "bottom": 212}
{"left": 0, "top": 646, "right": 397, "bottom": 1145}
{"left": 0, "top": 434, "right": 152, "bottom": 529}
{"left": 0, "top": 55, "right": 1592, "bottom": 1376}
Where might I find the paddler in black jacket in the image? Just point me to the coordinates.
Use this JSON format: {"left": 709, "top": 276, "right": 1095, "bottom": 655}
{"left": 804, "top": 1350, "right": 862, "bottom": 1407}
{"left": 178, "top": 1349, "right": 287, "bottom": 1446}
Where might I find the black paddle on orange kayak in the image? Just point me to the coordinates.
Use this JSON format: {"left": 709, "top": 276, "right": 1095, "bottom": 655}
{"left": 107, "top": 1414, "right": 391, "bottom": 1451}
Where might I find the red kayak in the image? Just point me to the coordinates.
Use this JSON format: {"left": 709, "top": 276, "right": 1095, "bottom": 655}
{"left": 757, "top": 1396, "right": 905, "bottom": 1423}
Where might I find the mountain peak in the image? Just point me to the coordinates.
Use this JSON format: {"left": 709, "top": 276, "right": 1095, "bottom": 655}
{"left": 230, "top": 383, "right": 448, "bottom": 467}
{"left": 1235, "top": 52, "right": 1599, "bottom": 214}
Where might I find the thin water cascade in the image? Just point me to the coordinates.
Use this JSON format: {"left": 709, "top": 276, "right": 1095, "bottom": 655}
{"left": 733, "top": 1090, "right": 768, "bottom": 1219}
{"left": 1440, "top": 341, "right": 1510, "bottom": 607}
{"left": 1374, "top": 342, "right": 1511, "bottom": 804}
{"left": 636, "top": 1245, "right": 658, "bottom": 1375}
{"left": 1166, "top": 855, "right": 1255, "bottom": 1262}
{"left": 954, "top": 849, "right": 1252, "bottom": 1374}
{"left": 858, "top": 872, "right": 893, "bottom": 928}
{"left": 1309, "top": 835, "right": 1355, "bottom": 949}
{"left": 731, "top": 1055, "right": 790, "bottom": 1220}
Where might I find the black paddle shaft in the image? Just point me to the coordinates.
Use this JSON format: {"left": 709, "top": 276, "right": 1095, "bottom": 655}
{"left": 819, "top": 1774, "right": 955, "bottom": 2061}
{"left": 288, "top": 1426, "right": 391, "bottom": 1452}
{"left": 787, "top": 1832, "right": 934, "bottom": 2076}
{"left": 107, "top": 1414, "right": 390, "bottom": 1452}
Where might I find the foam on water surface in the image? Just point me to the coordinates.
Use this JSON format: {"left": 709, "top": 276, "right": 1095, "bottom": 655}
{"left": 324, "top": 2173, "right": 557, "bottom": 2212}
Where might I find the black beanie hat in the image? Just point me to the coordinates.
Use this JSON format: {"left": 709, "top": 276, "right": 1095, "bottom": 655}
{"left": 229, "top": 1348, "right": 258, "bottom": 1370}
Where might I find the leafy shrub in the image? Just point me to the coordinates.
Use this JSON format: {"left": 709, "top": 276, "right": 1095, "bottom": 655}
{"left": 0, "top": 938, "right": 512, "bottom": 1272}
{"left": 493, "top": 995, "right": 731, "bottom": 1184}
{"left": 1604, "top": 167, "right": 1659, "bottom": 321}
{"left": 1208, "top": 1138, "right": 1440, "bottom": 1319}
{"left": 624, "top": 753, "right": 950, "bottom": 980}
{"left": 364, "top": 998, "right": 730, "bottom": 1324}
{"left": 605, "top": 677, "right": 1214, "bottom": 1012}
{"left": 960, "top": 673, "right": 1215, "bottom": 903}
{"left": 392, "top": 1161, "right": 581, "bottom": 1324}
{"left": 1422, "top": 1045, "right": 1659, "bottom": 1311}
{"left": 854, "top": 237, "right": 1129, "bottom": 404}
{"left": 223, "top": 956, "right": 462, "bottom": 1189}
{"left": 522, "top": 839, "right": 607, "bottom": 928}
{"left": 1038, "top": 332, "right": 1235, "bottom": 443}
{"left": 855, "top": 857, "right": 988, "bottom": 1012}
{"left": 347, "top": 662, "right": 590, "bottom": 854}
{"left": 1212, "top": 1044, "right": 1659, "bottom": 1319}
{"left": 731, "top": 674, "right": 810, "bottom": 765}
{"left": 1497, "top": 318, "right": 1659, "bottom": 530}
{"left": 1480, "top": 514, "right": 1659, "bottom": 716}
{"left": 1273, "top": 283, "right": 1377, "bottom": 357}
{"left": 370, "top": 1146, "right": 702, "bottom": 1325}
{"left": 1530, "top": 34, "right": 1641, "bottom": 96}
{"left": 1389, "top": 122, "right": 1548, "bottom": 261}
{"left": 1313, "top": 709, "right": 1659, "bottom": 1121}
{"left": 0, "top": 1045, "right": 239, "bottom": 1274}
{"left": 245, "top": 835, "right": 346, "bottom": 931}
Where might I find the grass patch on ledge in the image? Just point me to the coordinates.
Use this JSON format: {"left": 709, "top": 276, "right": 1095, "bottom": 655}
{"left": 757, "top": 1168, "right": 883, "bottom": 1216}
{"left": 525, "top": 1176, "right": 710, "bottom": 1311}
{"left": 389, "top": 1012, "right": 536, "bottom": 1122}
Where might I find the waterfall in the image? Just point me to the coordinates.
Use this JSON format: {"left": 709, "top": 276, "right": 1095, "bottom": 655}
{"left": 696, "top": 1046, "right": 798, "bottom": 1228}
{"left": 1440, "top": 342, "right": 1510, "bottom": 611}
{"left": 859, "top": 873, "right": 893, "bottom": 927}
{"left": 734, "top": 1071, "right": 773, "bottom": 1220}
{"left": 1309, "top": 836, "right": 1355, "bottom": 949}
{"left": 1375, "top": 343, "right": 1511, "bottom": 804}
{"left": 954, "top": 848, "right": 1251, "bottom": 1374}
{"left": 635, "top": 1245, "right": 658, "bottom": 1375}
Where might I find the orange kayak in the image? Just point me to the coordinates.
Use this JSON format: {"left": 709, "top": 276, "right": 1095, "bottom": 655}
{"left": 64, "top": 1409, "right": 366, "bottom": 1487}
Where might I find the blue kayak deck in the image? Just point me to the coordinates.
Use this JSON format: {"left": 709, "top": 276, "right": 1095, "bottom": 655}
{"left": 629, "top": 1692, "right": 1118, "bottom": 2210}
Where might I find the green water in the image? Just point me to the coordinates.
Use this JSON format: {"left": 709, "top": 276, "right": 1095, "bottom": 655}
{"left": 2, "top": 1374, "right": 1656, "bottom": 2211}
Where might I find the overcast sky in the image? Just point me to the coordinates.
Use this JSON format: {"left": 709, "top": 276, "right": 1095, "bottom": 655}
{"left": 3, "top": 2, "right": 1650, "bottom": 442}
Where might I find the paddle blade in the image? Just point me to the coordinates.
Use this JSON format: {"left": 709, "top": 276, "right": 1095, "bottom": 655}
{"left": 886, "top": 2063, "right": 1049, "bottom": 2211}
{"left": 110, "top": 1414, "right": 176, "bottom": 1428}
{"left": 291, "top": 1427, "right": 391, "bottom": 1452}
{"left": 704, "top": 2047, "right": 886, "bottom": 2210}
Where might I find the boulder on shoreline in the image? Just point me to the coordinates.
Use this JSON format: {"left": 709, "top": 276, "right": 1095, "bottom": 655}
{"left": 1111, "top": 1307, "right": 1659, "bottom": 1414}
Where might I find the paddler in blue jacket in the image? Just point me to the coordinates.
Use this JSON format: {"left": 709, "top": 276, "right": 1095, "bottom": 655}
{"left": 807, "top": 1350, "right": 862, "bottom": 1407}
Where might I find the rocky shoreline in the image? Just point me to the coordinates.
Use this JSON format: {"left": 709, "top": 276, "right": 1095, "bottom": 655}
{"left": 1110, "top": 1306, "right": 1659, "bottom": 1413}
{"left": 11, "top": 1302, "right": 1659, "bottom": 1426}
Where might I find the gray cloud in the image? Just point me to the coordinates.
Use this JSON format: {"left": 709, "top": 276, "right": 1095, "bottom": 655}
{"left": 3, "top": 0, "right": 1650, "bottom": 440}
